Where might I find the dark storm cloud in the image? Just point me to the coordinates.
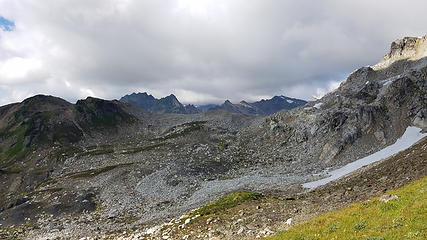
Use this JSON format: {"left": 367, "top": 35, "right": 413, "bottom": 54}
{"left": 1, "top": 0, "right": 427, "bottom": 105}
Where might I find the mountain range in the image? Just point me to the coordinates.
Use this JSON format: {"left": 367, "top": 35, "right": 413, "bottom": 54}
{"left": 120, "top": 92, "right": 307, "bottom": 115}
{"left": 119, "top": 92, "right": 200, "bottom": 114}
{"left": 0, "top": 35, "right": 426, "bottom": 239}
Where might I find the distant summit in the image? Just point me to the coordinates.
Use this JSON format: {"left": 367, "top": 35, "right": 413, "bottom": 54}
{"left": 120, "top": 92, "right": 200, "bottom": 114}
{"left": 211, "top": 95, "right": 307, "bottom": 115}
{"left": 120, "top": 92, "right": 307, "bottom": 115}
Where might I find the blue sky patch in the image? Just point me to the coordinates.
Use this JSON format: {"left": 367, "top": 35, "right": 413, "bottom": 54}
{"left": 0, "top": 16, "right": 15, "bottom": 31}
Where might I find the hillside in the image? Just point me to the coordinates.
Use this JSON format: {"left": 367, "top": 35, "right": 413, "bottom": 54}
{"left": 268, "top": 176, "right": 426, "bottom": 240}
{"left": 120, "top": 137, "right": 426, "bottom": 239}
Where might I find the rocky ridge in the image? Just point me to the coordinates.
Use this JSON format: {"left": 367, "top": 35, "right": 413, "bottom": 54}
{"left": 120, "top": 92, "right": 307, "bottom": 115}
{"left": 120, "top": 92, "right": 200, "bottom": 114}
{"left": 212, "top": 96, "right": 307, "bottom": 115}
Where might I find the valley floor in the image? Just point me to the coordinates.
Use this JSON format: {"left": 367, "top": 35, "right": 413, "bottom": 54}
{"left": 138, "top": 137, "right": 427, "bottom": 240}
{"left": 1, "top": 138, "right": 426, "bottom": 240}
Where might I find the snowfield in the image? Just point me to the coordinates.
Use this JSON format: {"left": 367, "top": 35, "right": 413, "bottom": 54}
{"left": 303, "top": 126, "right": 426, "bottom": 189}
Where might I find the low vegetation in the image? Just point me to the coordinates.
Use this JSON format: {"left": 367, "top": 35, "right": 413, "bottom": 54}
{"left": 266, "top": 176, "right": 427, "bottom": 240}
{"left": 194, "top": 191, "right": 262, "bottom": 217}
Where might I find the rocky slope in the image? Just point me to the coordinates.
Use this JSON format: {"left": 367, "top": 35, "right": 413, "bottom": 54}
{"left": 128, "top": 137, "right": 427, "bottom": 240}
{"left": 0, "top": 35, "right": 426, "bottom": 239}
{"left": 0, "top": 95, "right": 143, "bottom": 217}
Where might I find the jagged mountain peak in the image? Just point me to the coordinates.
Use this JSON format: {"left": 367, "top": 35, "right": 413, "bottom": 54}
{"left": 374, "top": 35, "right": 427, "bottom": 70}
{"left": 161, "top": 94, "right": 181, "bottom": 107}
{"left": 212, "top": 95, "right": 307, "bottom": 115}
{"left": 120, "top": 92, "right": 200, "bottom": 114}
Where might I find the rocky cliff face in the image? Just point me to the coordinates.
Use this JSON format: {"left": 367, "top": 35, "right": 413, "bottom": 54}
{"left": 241, "top": 35, "right": 426, "bottom": 167}
{"left": 374, "top": 35, "right": 427, "bottom": 70}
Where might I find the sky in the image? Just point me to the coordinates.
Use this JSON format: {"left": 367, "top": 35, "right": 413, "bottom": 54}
{"left": 0, "top": 0, "right": 427, "bottom": 105}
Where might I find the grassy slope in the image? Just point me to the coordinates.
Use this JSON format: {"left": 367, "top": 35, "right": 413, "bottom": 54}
{"left": 267, "top": 176, "right": 427, "bottom": 240}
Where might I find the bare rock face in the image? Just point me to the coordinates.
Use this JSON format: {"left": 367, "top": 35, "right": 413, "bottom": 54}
{"left": 374, "top": 35, "right": 427, "bottom": 70}
{"left": 244, "top": 35, "right": 427, "bottom": 166}
{"left": 319, "top": 143, "right": 340, "bottom": 162}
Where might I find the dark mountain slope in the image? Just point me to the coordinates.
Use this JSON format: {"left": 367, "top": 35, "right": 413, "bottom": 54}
{"left": 120, "top": 92, "right": 200, "bottom": 114}
{"left": 121, "top": 92, "right": 307, "bottom": 115}
{"left": 0, "top": 95, "right": 141, "bottom": 213}
{"left": 212, "top": 96, "right": 307, "bottom": 115}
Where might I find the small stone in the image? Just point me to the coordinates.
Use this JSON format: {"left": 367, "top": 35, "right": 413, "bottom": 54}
{"left": 264, "top": 228, "right": 273, "bottom": 235}
{"left": 107, "top": 209, "right": 118, "bottom": 219}
{"left": 246, "top": 224, "right": 256, "bottom": 230}
{"left": 234, "top": 218, "right": 243, "bottom": 225}
{"left": 380, "top": 194, "right": 399, "bottom": 202}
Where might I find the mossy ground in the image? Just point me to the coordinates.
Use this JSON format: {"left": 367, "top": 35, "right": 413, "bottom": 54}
{"left": 266, "top": 176, "right": 427, "bottom": 240}
{"left": 194, "top": 191, "right": 263, "bottom": 217}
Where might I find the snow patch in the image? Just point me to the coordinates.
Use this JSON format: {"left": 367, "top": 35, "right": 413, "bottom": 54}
{"left": 313, "top": 103, "right": 323, "bottom": 109}
{"left": 302, "top": 126, "right": 426, "bottom": 189}
{"left": 286, "top": 99, "right": 294, "bottom": 104}
{"left": 381, "top": 74, "right": 401, "bottom": 86}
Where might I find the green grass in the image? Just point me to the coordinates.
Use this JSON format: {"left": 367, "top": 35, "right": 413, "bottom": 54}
{"left": 160, "top": 191, "right": 262, "bottom": 233}
{"left": 194, "top": 191, "right": 262, "bottom": 216}
{"left": 4, "top": 125, "right": 26, "bottom": 158}
{"left": 266, "top": 176, "right": 427, "bottom": 240}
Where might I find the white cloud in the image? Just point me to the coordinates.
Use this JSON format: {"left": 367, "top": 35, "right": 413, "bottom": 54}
{"left": 314, "top": 80, "right": 342, "bottom": 100}
{"left": 0, "top": 0, "right": 427, "bottom": 105}
{"left": 0, "top": 57, "right": 42, "bottom": 80}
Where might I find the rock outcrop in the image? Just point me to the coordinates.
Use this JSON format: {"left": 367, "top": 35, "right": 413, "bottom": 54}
{"left": 374, "top": 35, "right": 427, "bottom": 70}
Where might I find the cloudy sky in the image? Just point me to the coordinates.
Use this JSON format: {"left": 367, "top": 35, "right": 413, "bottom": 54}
{"left": 0, "top": 0, "right": 427, "bottom": 105}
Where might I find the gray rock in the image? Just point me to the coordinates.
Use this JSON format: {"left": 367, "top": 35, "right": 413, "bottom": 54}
{"left": 380, "top": 194, "right": 399, "bottom": 202}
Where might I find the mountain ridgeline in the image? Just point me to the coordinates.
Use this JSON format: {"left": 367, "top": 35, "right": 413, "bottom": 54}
{"left": 120, "top": 92, "right": 199, "bottom": 114}
{"left": 120, "top": 92, "right": 307, "bottom": 115}
{"left": 213, "top": 96, "right": 307, "bottom": 115}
